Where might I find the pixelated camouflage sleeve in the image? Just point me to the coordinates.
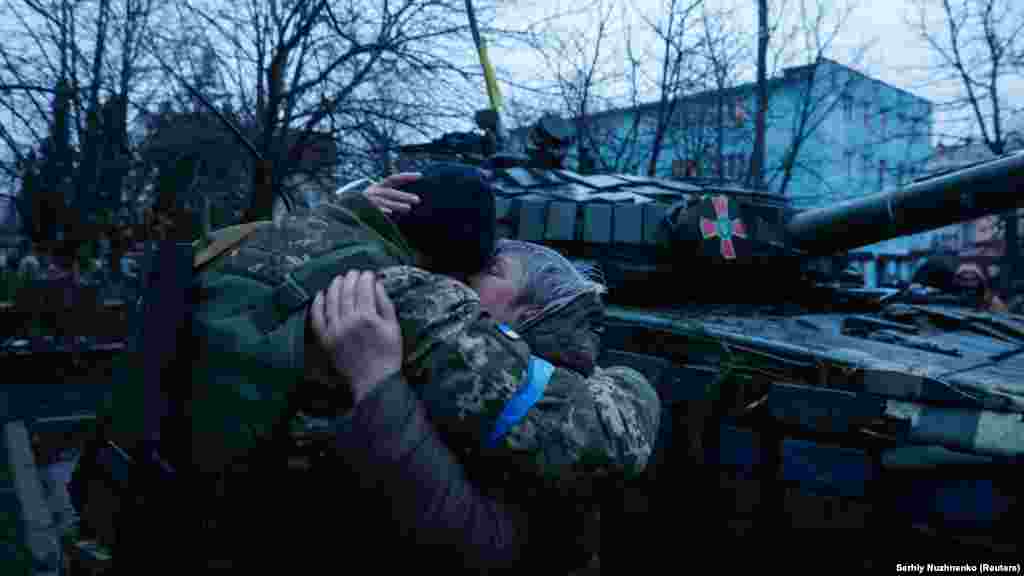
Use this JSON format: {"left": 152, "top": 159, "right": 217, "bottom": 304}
{"left": 376, "top": 266, "right": 661, "bottom": 481}
{"left": 501, "top": 365, "right": 660, "bottom": 480}
{"left": 376, "top": 266, "right": 530, "bottom": 450}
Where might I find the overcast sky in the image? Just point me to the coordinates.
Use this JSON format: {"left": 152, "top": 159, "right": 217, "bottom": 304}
{"left": 488, "top": 0, "right": 1024, "bottom": 144}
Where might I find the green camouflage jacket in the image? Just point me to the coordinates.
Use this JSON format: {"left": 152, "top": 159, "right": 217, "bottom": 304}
{"left": 107, "top": 191, "right": 660, "bottom": 486}
{"left": 372, "top": 266, "right": 659, "bottom": 481}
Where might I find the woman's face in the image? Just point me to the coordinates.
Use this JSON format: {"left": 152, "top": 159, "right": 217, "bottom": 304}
{"left": 468, "top": 254, "right": 526, "bottom": 325}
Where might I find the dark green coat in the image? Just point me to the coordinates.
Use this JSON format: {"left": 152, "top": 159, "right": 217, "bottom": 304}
{"left": 105, "top": 190, "right": 660, "bottom": 488}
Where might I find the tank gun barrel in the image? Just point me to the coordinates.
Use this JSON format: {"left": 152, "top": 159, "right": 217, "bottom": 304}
{"left": 787, "top": 150, "right": 1024, "bottom": 255}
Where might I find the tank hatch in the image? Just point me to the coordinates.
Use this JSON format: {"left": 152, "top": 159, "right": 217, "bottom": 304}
{"left": 486, "top": 166, "right": 796, "bottom": 304}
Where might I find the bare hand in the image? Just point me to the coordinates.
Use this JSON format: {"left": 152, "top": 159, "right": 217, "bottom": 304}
{"left": 363, "top": 173, "right": 422, "bottom": 214}
{"left": 311, "top": 270, "right": 403, "bottom": 405}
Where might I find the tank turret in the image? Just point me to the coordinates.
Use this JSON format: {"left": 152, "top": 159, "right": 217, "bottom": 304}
{"left": 483, "top": 161, "right": 794, "bottom": 303}
{"left": 525, "top": 114, "right": 573, "bottom": 169}
{"left": 434, "top": 115, "right": 1024, "bottom": 305}
{"left": 56, "top": 67, "right": 1024, "bottom": 576}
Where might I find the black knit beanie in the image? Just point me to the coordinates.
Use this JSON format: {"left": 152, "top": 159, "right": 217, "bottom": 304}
{"left": 390, "top": 163, "right": 497, "bottom": 278}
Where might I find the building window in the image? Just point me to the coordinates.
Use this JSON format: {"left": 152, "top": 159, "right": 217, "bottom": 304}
{"left": 734, "top": 97, "right": 746, "bottom": 126}
{"left": 672, "top": 159, "right": 684, "bottom": 178}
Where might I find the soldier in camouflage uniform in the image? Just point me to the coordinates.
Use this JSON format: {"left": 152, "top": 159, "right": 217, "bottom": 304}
{"left": 79, "top": 164, "right": 658, "bottom": 570}
{"left": 192, "top": 167, "right": 659, "bottom": 482}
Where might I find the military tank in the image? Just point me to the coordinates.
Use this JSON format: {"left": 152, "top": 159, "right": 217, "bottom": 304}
{"left": 9, "top": 105, "right": 1023, "bottom": 573}
{"left": 10, "top": 50, "right": 1022, "bottom": 571}
{"left": 397, "top": 115, "right": 1024, "bottom": 568}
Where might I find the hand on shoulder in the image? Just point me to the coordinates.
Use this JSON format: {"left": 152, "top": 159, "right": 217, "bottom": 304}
{"left": 311, "top": 270, "right": 403, "bottom": 405}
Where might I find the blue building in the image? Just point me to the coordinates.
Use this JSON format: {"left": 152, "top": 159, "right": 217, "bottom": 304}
{"left": 509, "top": 59, "right": 933, "bottom": 212}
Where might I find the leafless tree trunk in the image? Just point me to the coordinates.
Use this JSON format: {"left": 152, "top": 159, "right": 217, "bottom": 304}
{"left": 175, "top": 0, "right": 497, "bottom": 221}
{"left": 908, "top": 0, "right": 1024, "bottom": 296}
{"left": 0, "top": 0, "right": 159, "bottom": 215}
{"left": 774, "top": 0, "right": 865, "bottom": 198}
{"left": 750, "top": 0, "right": 768, "bottom": 189}
{"left": 700, "top": 3, "right": 747, "bottom": 182}
{"left": 522, "top": 0, "right": 706, "bottom": 177}
{"left": 75, "top": 0, "right": 112, "bottom": 215}
{"left": 637, "top": 0, "right": 704, "bottom": 177}
{"left": 741, "top": 0, "right": 871, "bottom": 205}
{"left": 909, "top": 0, "right": 1024, "bottom": 155}
{"left": 0, "top": 0, "right": 162, "bottom": 255}
{"left": 518, "top": 0, "right": 623, "bottom": 172}
{"left": 607, "top": 19, "right": 648, "bottom": 174}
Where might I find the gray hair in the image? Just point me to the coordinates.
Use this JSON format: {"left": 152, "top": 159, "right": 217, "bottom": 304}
{"left": 493, "top": 239, "right": 606, "bottom": 324}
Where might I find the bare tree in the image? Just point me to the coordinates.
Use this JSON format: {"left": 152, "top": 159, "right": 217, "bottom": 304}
{"left": 634, "top": 0, "right": 704, "bottom": 177}
{"left": 908, "top": 0, "right": 1024, "bottom": 295}
{"left": 699, "top": 1, "right": 749, "bottom": 182}
{"left": 515, "top": 0, "right": 627, "bottom": 172}
{"left": 510, "top": 0, "right": 710, "bottom": 177}
{"left": 172, "top": 0, "right": 499, "bottom": 221}
{"left": 590, "top": 17, "right": 649, "bottom": 175}
{"left": 605, "top": 0, "right": 748, "bottom": 181}
{"left": 0, "top": 0, "right": 162, "bottom": 244}
{"left": 908, "top": 0, "right": 1024, "bottom": 154}
{"left": 0, "top": 0, "right": 78, "bottom": 185}
{"left": 668, "top": 94, "right": 719, "bottom": 179}
{"left": 766, "top": 0, "right": 868, "bottom": 198}
{"left": 750, "top": 0, "right": 768, "bottom": 188}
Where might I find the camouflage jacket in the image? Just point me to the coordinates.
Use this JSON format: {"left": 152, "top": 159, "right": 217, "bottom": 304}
{"left": 372, "top": 266, "right": 660, "bottom": 481}
{"left": 125, "top": 192, "right": 659, "bottom": 486}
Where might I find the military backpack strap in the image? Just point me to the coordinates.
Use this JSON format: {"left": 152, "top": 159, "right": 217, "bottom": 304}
{"left": 193, "top": 221, "right": 271, "bottom": 272}
{"left": 250, "top": 243, "right": 392, "bottom": 333}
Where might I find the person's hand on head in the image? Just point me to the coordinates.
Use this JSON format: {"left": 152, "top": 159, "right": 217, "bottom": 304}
{"left": 363, "top": 173, "right": 422, "bottom": 214}
{"left": 311, "top": 270, "right": 403, "bottom": 405}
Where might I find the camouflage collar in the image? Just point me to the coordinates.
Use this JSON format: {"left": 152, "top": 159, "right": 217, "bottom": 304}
{"left": 518, "top": 290, "right": 601, "bottom": 332}
{"left": 519, "top": 290, "right": 604, "bottom": 377}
